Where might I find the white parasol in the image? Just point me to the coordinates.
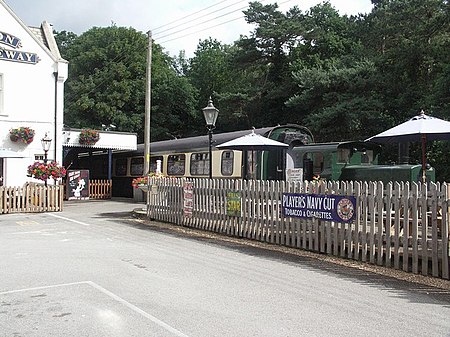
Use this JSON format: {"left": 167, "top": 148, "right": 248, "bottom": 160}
{"left": 365, "top": 110, "right": 450, "bottom": 182}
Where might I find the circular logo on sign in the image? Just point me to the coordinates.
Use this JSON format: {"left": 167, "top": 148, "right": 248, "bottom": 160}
{"left": 337, "top": 198, "right": 354, "bottom": 221}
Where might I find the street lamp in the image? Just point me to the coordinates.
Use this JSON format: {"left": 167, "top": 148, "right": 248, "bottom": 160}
{"left": 41, "top": 133, "right": 52, "bottom": 164}
{"left": 202, "top": 97, "right": 219, "bottom": 179}
{"left": 41, "top": 133, "right": 52, "bottom": 186}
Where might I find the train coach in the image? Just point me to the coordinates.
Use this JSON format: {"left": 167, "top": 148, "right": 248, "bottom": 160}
{"left": 72, "top": 124, "right": 435, "bottom": 198}
{"left": 88, "top": 125, "right": 313, "bottom": 197}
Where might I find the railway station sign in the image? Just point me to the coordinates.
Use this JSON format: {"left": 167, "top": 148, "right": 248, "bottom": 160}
{"left": 282, "top": 193, "right": 356, "bottom": 223}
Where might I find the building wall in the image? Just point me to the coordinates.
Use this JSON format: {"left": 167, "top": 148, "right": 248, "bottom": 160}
{"left": 0, "top": 0, "right": 67, "bottom": 186}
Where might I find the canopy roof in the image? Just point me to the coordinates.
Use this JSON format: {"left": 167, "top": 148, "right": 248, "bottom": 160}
{"left": 62, "top": 128, "right": 137, "bottom": 151}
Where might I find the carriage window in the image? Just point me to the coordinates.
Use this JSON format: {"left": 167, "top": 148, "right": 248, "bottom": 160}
{"left": 361, "top": 150, "right": 374, "bottom": 164}
{"left": 150, "top": 156, "right": 163, "bottom": 174}
{"left": 130, "top": 157, "right": 144, "bottom": 176}
{"left": 313, "top": 153, "right": 324, "bottom": 175}
{"left": 221, "top": 151, "right": 234, "bottom": 176}
{"left": 337, "top": 148, "right": 350, "bottom": 163}
{"left": 167, "top": 154, "right": 186, "bottom": 176}
{"left": 190, "top": 152, "right": 209, "bottom": 176}
{"left": 115, "top": 158, "right": 127, "bottom": 176}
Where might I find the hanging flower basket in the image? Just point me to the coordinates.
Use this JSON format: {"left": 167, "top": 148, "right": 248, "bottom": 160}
{"left": 131, "top": 176, "right": 149, "bottom": 189}
{"left": 9, "top": 127, "right": 35, "bottom": 144}
{"left": 27, "top": 161, "right": 67, "bottom": 181}
{"left": 79, "top": 128, "right": 100, "bottom": 145}
{"left": 131, "top": 173, "right": 166, "bottom": 189}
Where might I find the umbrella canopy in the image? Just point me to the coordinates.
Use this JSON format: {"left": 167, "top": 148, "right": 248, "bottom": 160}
{"left": 365, "top": 110, "right": 450, "bottom": 143}
{"left": 216, "top": 129, "right": 289, "bottom": 151}
{"left": 365, "top": 110, "right": 450, "bottom": 182}
{"left": 0, "top": 148, "right": 25, "bottom": 158}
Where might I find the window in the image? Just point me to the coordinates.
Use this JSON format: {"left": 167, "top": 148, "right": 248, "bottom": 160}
{"left": 190, "top": 152, "right": 209, "bottom": 176}
{"left": 337, "top": 148, "right": 350, "bottom": 163}
{"left": 167, "top": 154, "right": 185, "bottom": 176}
{"left": 221, "top": 151, "right": 234, "bottom": 176}
{"left": 361, "top": 150, "right": 374, "bottom": 165}
{"left": 115, "top": 158, "right": 127, "bottom": 176}
{"left": 312, "top": 153, "right": 324, "bottom": 175}
{"left": 0, "top": 74, "right": 4, "bottom": 115}
{"left": 130, "top": 157, "right": 144, "bottom": 176}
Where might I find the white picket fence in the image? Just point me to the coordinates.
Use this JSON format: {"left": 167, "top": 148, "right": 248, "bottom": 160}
{"left": 146, "top": 178, "right": 450, "bottom": 280}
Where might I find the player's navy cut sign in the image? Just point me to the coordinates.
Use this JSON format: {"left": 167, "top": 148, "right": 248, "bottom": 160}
{"left": 282, "top": 193, "right": 356, "bottom": 223}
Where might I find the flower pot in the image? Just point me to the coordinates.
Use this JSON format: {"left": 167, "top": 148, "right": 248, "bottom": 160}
{"left": 138, "top": 185, "right": 148, "bottom": 192}
{"left": 9, "top": 134, "right": 19, "bottom": 142}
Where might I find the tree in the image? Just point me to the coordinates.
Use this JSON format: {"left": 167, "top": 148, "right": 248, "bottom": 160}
{"left": 60, "top": 26, "right": 197, "bottom": 141}
{"left": 287, "top": 3, "right": 379, "bottom": 141}
{"left": 214, "top": 2, "right": 306, "bottom": 129}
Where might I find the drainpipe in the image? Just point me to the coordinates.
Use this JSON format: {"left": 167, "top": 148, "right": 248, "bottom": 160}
{"left": 53, "top": 72, "right": 58, "bottom": 163}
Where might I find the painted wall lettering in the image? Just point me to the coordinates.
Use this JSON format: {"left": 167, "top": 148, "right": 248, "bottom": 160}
{"left": 0, "top": 31, "right": 39, "bottom": 64}
{"left": 0, "top": 48, "right": 39, "bottom": 64}
{"left": 0, "top": 31, "right": 21, "bottom": 48}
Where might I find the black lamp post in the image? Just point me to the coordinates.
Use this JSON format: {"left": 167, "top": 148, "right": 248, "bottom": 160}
{"left": 202, "top": 97, "right": 219, "bottom": 179}
{"left": 41, "top": 133, "right": 52, "bottom": 186}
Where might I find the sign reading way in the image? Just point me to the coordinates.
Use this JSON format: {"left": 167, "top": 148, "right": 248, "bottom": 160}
{"left": 0, "top": 31, "right": 39, "bottom": 64}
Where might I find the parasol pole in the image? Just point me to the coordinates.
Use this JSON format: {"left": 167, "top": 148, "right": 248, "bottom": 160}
{"left": 421, "top": 134, "right": 427, "bottom": 183}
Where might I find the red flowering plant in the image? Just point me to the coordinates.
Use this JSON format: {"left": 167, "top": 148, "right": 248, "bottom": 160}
{"left": 9, "top": 127, "right": 35, "bottom": 144}
{"left": 79, "top": 128, "right": 100, "bottom": 145}
{"left": 131, "top": 176, "right": 148, "bottom": 188}
{"left": 131, "top": 172, "right": 165, "bottom": 188}
{"left": 27, "top": 161, "right": 67, "bottom": 181}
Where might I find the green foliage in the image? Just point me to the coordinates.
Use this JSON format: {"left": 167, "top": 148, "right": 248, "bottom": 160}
{"left": 57, "top": 0, "right": 450, "bottom": 180}
{"left": 60, "top": 26, "right": 197, "bottom": 142}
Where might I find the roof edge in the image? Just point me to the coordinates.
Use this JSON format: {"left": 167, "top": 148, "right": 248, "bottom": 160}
{"left": 1, "top": 0, "right": 58, "bottom": 62}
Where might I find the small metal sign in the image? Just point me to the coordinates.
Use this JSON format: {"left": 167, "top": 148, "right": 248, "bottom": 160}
{"left": 226, "top": 191, "right": 241, "bottom": 217}
{"left": 183, "top": 182, "right": 194, "bottom": 218}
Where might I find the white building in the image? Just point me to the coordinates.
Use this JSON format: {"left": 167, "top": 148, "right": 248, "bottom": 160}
{"left": 0, "top": 0, "right": 67, "bottom": 186}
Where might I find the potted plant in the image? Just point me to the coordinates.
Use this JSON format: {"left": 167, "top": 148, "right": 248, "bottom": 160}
{"left": 27, "top": 161, "right": 67, "bottom": 181}
{"left": 79, "top": 128, "right": 99, "bottom": 145}
{"left": 9, "top": 127, "right": 35, "bottom": 144}
{"left": 131, "top": 176, "right": 149, "bottom": 188}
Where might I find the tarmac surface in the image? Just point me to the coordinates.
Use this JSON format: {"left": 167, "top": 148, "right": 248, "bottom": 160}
{"left": 0, "top": 198, "right": 449, "bottom": 337}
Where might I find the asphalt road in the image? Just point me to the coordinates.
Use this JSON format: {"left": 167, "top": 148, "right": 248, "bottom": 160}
{"left": 0, "top": 199, "right": 449, "bottom": 337}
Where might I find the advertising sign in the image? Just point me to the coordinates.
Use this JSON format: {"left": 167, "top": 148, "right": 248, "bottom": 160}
{"left": 183, "top": 181, "right": 194, "bottom": 218}
{"left": 226, "top": 191, "right": 241, "bottom": 217}
{"left": 67, "top": 170, "right": 89, "bottom": 200}
{"left": 282, "top": 193, "right": 356, "bottom": 223}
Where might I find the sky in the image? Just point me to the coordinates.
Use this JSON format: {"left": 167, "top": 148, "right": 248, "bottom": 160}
{"left": 5, "top": 0, "right": 374, "bottom": 58}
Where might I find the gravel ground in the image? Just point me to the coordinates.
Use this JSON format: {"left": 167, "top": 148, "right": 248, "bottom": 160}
{"left": 132, "top": 211, "right": 450, "bottom": 292}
